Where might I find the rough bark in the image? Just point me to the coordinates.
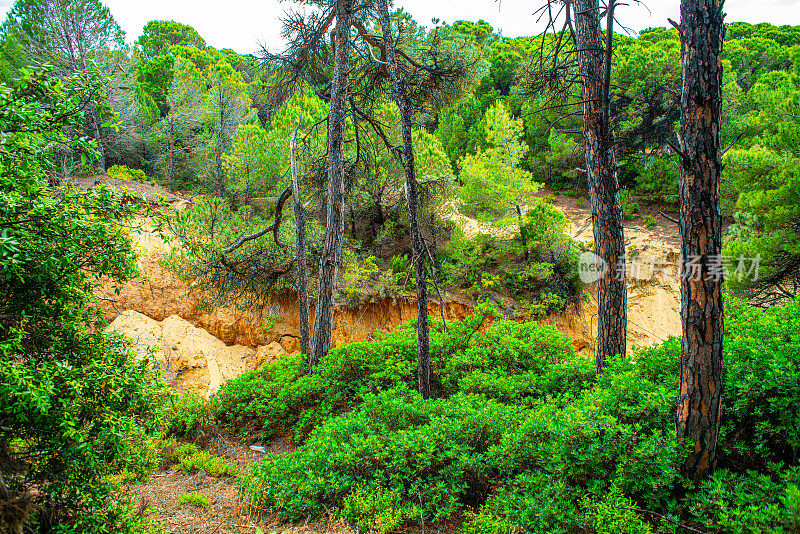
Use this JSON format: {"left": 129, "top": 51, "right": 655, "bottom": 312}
{"left": 676, "top": 0, "right": 726, "bottom": 485}
{"left": 574, "top": 0, "right": 626, "bottom": 372}
{"left": 309, "top": 0, "right": 353, "bottom": 372}
{"left": 378, "top": 0, "right": 432, "bottom": 399}
{"left": 291, "top": 127, "right": 312, "bottom": 364}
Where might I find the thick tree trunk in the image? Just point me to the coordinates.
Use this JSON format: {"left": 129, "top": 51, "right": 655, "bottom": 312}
{"left": 574, "top": 0, "right": 626, "bottom": 372}
{"left": 379, "top": 0, "right": 431, "bottom": 399}
{"left": 291, "top": 127, "right": 312, "bottom": 364}
{"left": 309, "top": 0, "right": 353, "bottom": 372}
{"left": 676, "top": 0, "right": 726, "bottom": 485}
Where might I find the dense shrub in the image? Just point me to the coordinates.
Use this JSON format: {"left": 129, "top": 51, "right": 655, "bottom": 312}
{"left": 214, "top": 307, "right": 496, "bottom": 443}
{"left": 440, "top": 205, "right": 582, "bottom": 314}
{"left": 231, "top": 296, "right": 800, "bottom": 533}
{"left": 164, "top": 392, "right": 213, "bottom": 438}
{"left": 0, "top": 70, "right": 167, "bottom": 533}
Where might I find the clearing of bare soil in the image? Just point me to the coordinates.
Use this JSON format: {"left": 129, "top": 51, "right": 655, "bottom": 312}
{"left": 131, "top": 428, "right": 462, "bottom": 534}
{"left": 131, "top": 429, "right": 357, "bottom": 534}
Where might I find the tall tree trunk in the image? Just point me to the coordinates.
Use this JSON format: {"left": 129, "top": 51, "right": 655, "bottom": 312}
{"left": 574, "top": 0, "right": 626, "bottom": 372}
{"left": 291, "top": 127, "right": 312, "bottom": 364}
{"left": 88, "top": 101, "right": 106, "bottom": 171}
{"left": 378, "top": 0, "right": 432, "bottom": 399}
{"left": 516, "top": 204, "right": 529, "bottom": 262}
{"left": 676, "top": 0, "right": 726, "bottom": 485}
{"left": 214, "top": 93, "right": 225, "bottom": 197}
{"left": 309, "top": 0, "right": 354, "bottom": 372}
{"left": 168, "top": 108, "right": 175, "bottom": 193}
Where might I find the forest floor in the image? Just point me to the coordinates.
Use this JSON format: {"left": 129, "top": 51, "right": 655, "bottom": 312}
{"left": 130, "top": 427, "right": 462, "bottom": 534}
{"left": 130, "top": 428, "right": 354, "bottom": 534}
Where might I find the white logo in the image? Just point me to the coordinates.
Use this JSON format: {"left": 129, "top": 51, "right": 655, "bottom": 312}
{"left": 578, "top": 251, "right": 608, "bottom": 284}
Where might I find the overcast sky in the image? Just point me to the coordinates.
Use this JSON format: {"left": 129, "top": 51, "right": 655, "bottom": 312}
{"left": 1, "top": 0, "right": 799, "bottom": 55}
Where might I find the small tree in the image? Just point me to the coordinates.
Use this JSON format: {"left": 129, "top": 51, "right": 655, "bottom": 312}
{"left": 1, "top": 0, "right": 127, "bottom": 170}
{"left": 157, "top": 54, "right": 204, "bottom": 192}
{"left": 224, "top": 123, "right": 272, "bottom": 206}
{"left": 206, "top": 58, "right": 254, "bottom": 197}
{"left": 459, "top": 101, "right": 543, "bottom": 260}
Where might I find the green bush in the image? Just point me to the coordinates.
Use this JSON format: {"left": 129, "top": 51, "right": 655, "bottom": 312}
{"left": 231, "top": 296, "right": 800, "bottom": 532}
{"left": 0, "top": 70, "right": 166, "bottom": 533}
{"left": 583, "top": 485, "right": 652, "bottom": 534}
{"left": 214, "top": 307, "right": 497, "bottom": 443}
{"left": 463, "top": 511, "right": 516, "bottom": 534}
{"left": 179, "top": 491, "right": 210, "bottom": 508}
{"left": 620, "top": 189, "right": 640, "bottom": 220}
{"left": 337, "top": 485, "right": 412, "bottom": 533}
{"left": 107, "top": 164, "right": 149, "bottom": 184}
{"left": 164, "top": 392, "right": 213, "bottom": 437}
{"left": 687, "top": 466, "right": 800, "bottom": 533}
{"left": 629, "top": 154, "right": 679, "bottom": 204}
{"left": 440, "top": 207, "right": 582, "bottom": 309}
{"left": 169, "top": 443, "right": 238, "bottom": 477}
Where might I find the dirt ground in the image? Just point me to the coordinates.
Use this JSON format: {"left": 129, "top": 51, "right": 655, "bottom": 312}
{"left": 130, "top": 429, "right": 463, "bottom": 534}
{"left": 131, "top": 430, "right": 357, "bottom": 534}
{"left": 73, "top": 174, "right": 190, "bottom": 207}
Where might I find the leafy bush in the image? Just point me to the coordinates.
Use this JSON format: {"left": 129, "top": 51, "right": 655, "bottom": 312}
{"left": 0, "top": 69, "right": 166, "bottom": 533}
{"left": 107, "top": 164, "right": 149, "bottom": 184}
{"left": 337, "top": 485, "right": 412, "bottom": 534}
{"left": 463, "top": 511, "right": 517, "bottom": 534}
{"left": 440, "top": 205, "right": 582, "bottom": 310}
{"left": 686, "top": 465, "right": 800, "bottom": 533}
{"left": 168, "top": 443, "right": 238, "bottom": 477}
{"left": 164, "top": 392, "right": 213, "bottom": 438}
{"left": 232, "top": 296, "right": 800, "bottom": 532}
{"left": 583, "top": 485, "right": 652, "bottom": 534}
{"left": 214, "top": 307, "right": 499, "bottom": 443}
{"left": 629, "top": 153, "right": 679, "bottom": 203}
{"left": 179, "top": 491, "right": 210, "bottom": 508}
{"left": 620, "top": 189, "right": 640, "bottom": 220}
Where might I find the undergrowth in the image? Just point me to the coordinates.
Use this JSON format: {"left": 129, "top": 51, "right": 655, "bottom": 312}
{"left": 219, "top": 297, "right": 800, "bottom": 533}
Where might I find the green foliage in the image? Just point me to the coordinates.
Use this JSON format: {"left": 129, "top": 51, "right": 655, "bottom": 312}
{"left": 337, "top": 486, "right": 412, "bottom": 534}
{"left": 107, "top": 164, "right": 149, "bottom": 183}
{"left": 214, "top": 309, "right": 499, "bottom": 443}
{"left": 440, "top": 203, "right": 581, "bottom": 309}
{"left": 583, "top": 485, "right": 652, "bottom": 534}
{"left": 179, "top": 491, "right": 210, "bottom": 508}
{"left": 337, "top": 253, "right": 399, "bottom": 306}
{"left": 231, "top": 296, "right": 800, "bottom": 532}
{"left": 164, "top": 392, "right": 213, "bottom": 438}
{"left": 463, "top": 511, "right": 516, "bottom": 534}
{"left": 687, "top": 466, "right": 800, "bottom": 533}
{"left": 629, "top": 154, "right": 679, "bottom": 203}
{"left": 620, "top": 189, "right": 640, "bottom": 220}
{"left": 169, "top": 443, "right": 239, "bottom": 477}
{"left": 136, "top": 20, "right": 206, "bottom": 63}
{"left": 458, "top": 101, "right": 543, "bottom": 223}
{"left": 0, "top": 69, "right": 166, "bottom": 533}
